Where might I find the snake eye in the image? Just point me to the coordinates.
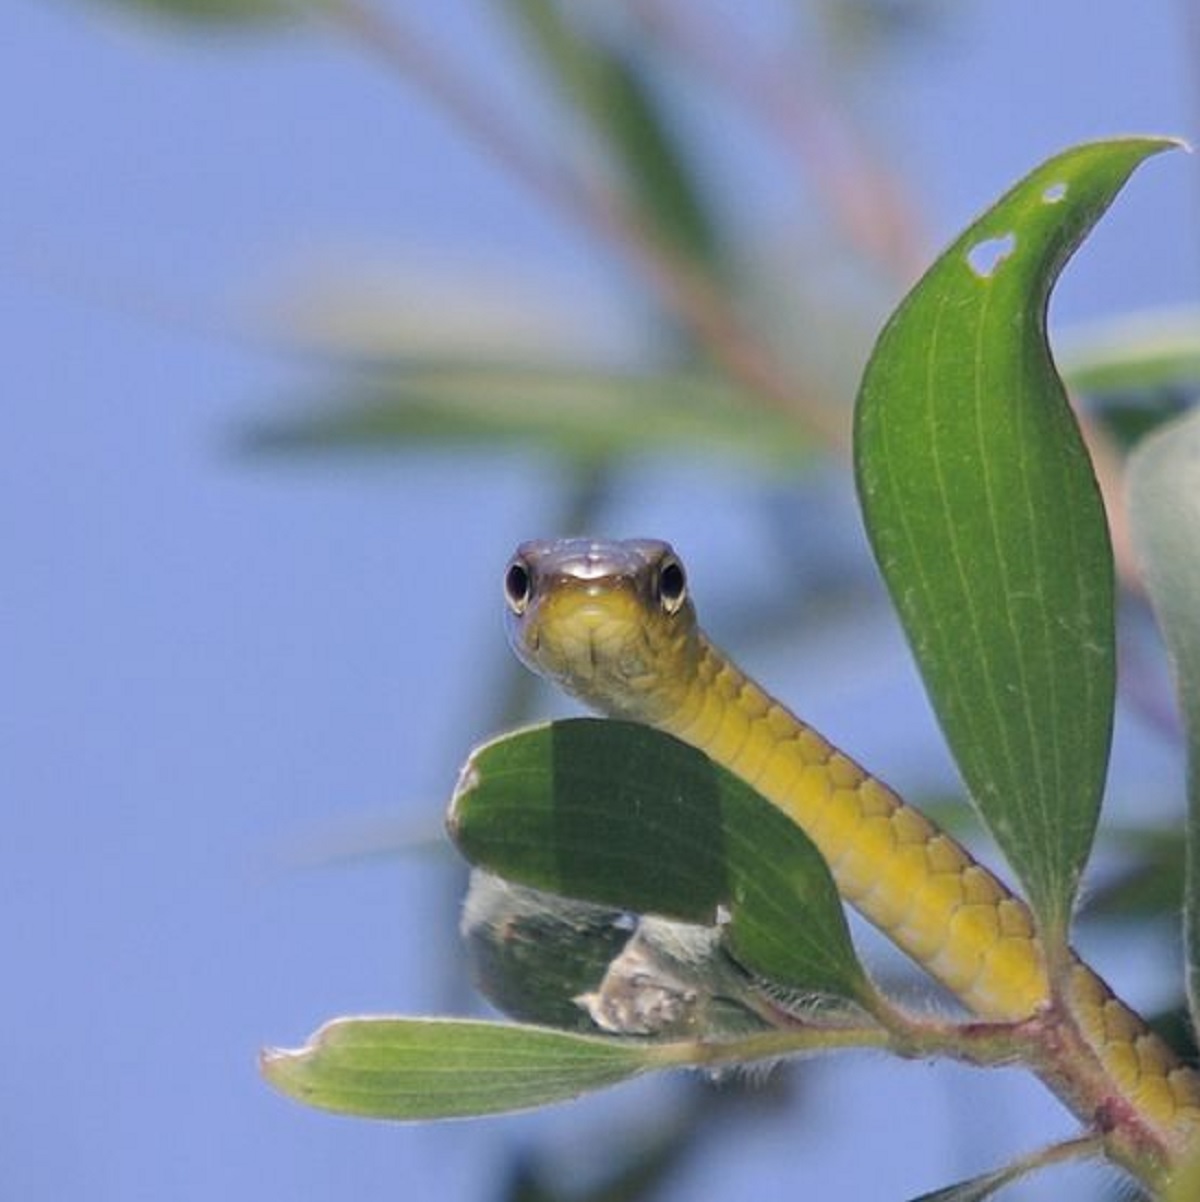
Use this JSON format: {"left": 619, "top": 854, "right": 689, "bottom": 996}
{"left": 504, "top": 558, "right": 533, "bottom": 615}
{"left": 656, "top": 557, "right": 687, "bottom": 614}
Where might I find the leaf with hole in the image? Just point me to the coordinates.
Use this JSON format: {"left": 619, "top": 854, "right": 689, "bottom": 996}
{"left": 855, "top": 137, "right": 1178, "bottom": 940}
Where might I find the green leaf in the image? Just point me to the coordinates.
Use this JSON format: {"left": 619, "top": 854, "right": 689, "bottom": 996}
{"left": 76, "top": 0, "right": 300, "bottom": 25}
{"left": 241, "top": 363, "right": 810, "bottom": 467}
{"left": 1078, "top": 828, "right": 1184, "bottom": 924}
{"left": 1147, "top": 1002, "right": 1199, "bottom": 1064}
{"left": 261, "top": 1018, "right": 657, "bottom": 1119}
{"left": 904, "top": 1135, "right": 1102, "bottom": 1201}
{"left": 448, "top": 718, "right": 871, "bottom": 1006}
{"left": 905, "top": 1166, "right": 1018, "bottom": 1202}
{"left": 1060, "top": 306, "right": 1200, "bottom": 399}
{"left": 854, "top": 138, "right": 1178, "bottom": 938}
{"left": 499, "top": 0, "right": 721, "bottom": 271}
{"left": 1127, "top": 406, "right": 1200, "bottom": 1031}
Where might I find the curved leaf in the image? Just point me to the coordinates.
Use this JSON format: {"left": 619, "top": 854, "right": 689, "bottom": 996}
{"left": 1127, "top": 406, "right": 1200, "bottom": 1031}
{"left": 448, "top": 719, "right": 871, "bottom": 1006}
{"left": 854, "top": 138, "right": 1177, "bottom": 938}
{"left": 262, "top": 1018, "right": 656, "bottom": 1120}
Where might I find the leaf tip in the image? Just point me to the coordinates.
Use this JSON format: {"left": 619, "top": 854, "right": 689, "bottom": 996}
{"left": 259, "top": 1043, "right": 290, "bottom": 1069}
{"left": 259, "top": 1042, "right": 309, "bottom": 1097}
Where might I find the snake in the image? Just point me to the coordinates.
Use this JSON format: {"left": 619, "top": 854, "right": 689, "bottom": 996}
{"left": 502, "top": 536, "right": 1200, "bottom": 1153}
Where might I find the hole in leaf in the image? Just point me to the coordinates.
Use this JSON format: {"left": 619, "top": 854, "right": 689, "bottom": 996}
{"left": 1042, "top": 181, "right": 1068, "bottom": 203}
{"left": 966, "top": 232, "right": 1016, "bottom": 278}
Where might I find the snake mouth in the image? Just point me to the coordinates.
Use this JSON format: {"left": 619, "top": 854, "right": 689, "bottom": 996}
{"left": 532, "top": 602, "right": 628, "bottom": 683}
{"left": 514, "top": 590, "right": 660, "bottom": 714}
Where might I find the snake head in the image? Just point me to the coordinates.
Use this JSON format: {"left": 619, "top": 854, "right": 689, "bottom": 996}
{"left": 503, "top": 538, "right": 701, "bottom": 723}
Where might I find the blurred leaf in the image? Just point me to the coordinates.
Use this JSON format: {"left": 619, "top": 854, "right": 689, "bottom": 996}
{"left": 905, "top": 1136, "right": 1101, "bottom": 1201}
{"left": 80, "top": 0, "right": 300, "bottom": 24}
{"left": 500, "top": 1056, "right": 797, "bottom": 1202}
{"left": 1088, "top": 393, "right": 1192, "bottom": 451}
{"left": 816, "top": 0, "right": 952, "bottom": 60}
{"left": 1063, "top": 307, "right": 1199, "bottom": 450}
{"left": 1128, "top": 406, "right": 1200, "bottom": 1031}
{"left": 448, "top": 719, "right": 871, "bottom": 1006}
{"left": 243, "top": 362, "right": 811, "bottom": 466}
{"left": 1060, "top": 307, "right": 1200, "bottom": 399}
{"left": 855, "top": 138, "right": 1177, "bottom": 939}
{"left": 503, "top": 1111, "right": 691, "bottom": 1202}
{"left": 906, "top": 1165, "right": 1018, "bottom": 1202}
{"left": 500, "top": 0, "right": 721, "bottom": 270}
{"left": 262, "top": 1017, "right": 658, "bottom": 1120}
{"left": 1147, "top": 1003, "right": 1198, "bottom": 1065}
{"left": 1080, "top": 833, "right": 1184, "bottom": 924}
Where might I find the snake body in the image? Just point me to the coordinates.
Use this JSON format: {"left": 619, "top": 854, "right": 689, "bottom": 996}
{"left": 504, "top": 537, "right": 1200, "bottom": 1148}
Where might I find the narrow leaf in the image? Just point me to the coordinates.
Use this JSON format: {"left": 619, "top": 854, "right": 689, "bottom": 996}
{"left": 500, "top": 0, "right": 721, "bottom": 270}
{"left": 1127, "top": 406, "right": 1200, "bottom": 1031}
{"left": 242, "top": 363, "right": 809, "bottom": 467}
{"left": 854, "top": 138, "right": 1177, "bottom": 937}
{"left": 448, "top": 719, "right": 870, "bottom": 1006}
{"left": 76, "top": 0, "right": 299, "bottom": 24}
{"left": 906, "top": 1166, "right": 1018, "bottom": 1202}
{"left": 905, "top": 1135, "right": 1102, "bottom": 1201}
{"left": 261, "top": 1018, "right": 656, "bottom": 1120}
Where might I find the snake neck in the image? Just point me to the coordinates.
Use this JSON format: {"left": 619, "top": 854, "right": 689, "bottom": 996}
{"left": 655, "top": 635, "right": 1048, "bottom": 1017}
{"left": 646, "top": 635, "right": 1200, "bottom": 1145}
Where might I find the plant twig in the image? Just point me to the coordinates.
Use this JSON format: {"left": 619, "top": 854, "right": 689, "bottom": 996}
{"left": 315, "top": 0, "right": 849, "bottom": 451}
{"left": 626, "top": 0, "right": 929, "bottom": 284}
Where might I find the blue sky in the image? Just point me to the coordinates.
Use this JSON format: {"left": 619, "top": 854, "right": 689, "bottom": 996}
{"left": 3, "top": 2, "right": 1197, "bottom": 1199}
